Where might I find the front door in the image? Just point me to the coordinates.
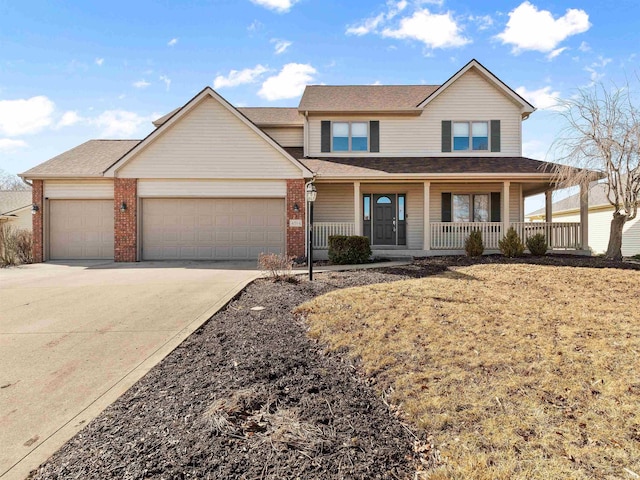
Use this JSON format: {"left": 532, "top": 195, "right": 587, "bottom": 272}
{"left": 373, "top": 194, "right": 396, "bottom": 245}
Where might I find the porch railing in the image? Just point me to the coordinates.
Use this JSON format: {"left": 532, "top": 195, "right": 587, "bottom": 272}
{"left": 512, "top": 222, "right": 581, "bottom": 250}
{"left": 430, "top": 222, "right": 503, "bottom": 250}
{"left": 313, "top": 222, "right": 355, "bottom": 249}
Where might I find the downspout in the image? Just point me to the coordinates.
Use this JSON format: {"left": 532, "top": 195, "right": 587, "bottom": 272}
{"left": 304, "top": 110, "right": 309, "bottom": 158}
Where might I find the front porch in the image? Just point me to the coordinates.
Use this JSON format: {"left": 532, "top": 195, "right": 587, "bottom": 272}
{"left": 309, "top": 180, "right": 590, "bottom": 258}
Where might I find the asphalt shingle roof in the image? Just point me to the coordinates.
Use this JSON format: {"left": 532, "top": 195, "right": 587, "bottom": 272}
{"left": 527, "top": 182, "right": 614, "bottom": 216}
{"left": 0, "top": 191, "right": 32, "bottom": 215}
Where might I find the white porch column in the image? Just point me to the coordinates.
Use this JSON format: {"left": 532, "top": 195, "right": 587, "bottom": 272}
{"left": 423, "top": 181, "right": 431, "bottom": 251}
{"left": 580, "top": 182, "right": 589, "bottom": 250}
{"left": 502, "top": 181, "right": 510, "bottom": 233}
{"left": 354, "top": 181, "right": 361, "bottom": 236}
{"left": 545, "top": 189, "right": 553, "bottom": 222}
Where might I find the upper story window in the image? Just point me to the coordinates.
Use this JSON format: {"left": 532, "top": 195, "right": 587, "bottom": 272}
{"left": 453, "top": 121, "right": 488, "bottom": 151}
{"left": 332, "top": 122, "right": 368, "bottom": 152}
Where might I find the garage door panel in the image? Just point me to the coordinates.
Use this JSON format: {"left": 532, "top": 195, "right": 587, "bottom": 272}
{"left": 142, "top": 198, "right": 285, "bottom": 260}
{"left": 49, "top": 200, "right": 114, "bottom": 260}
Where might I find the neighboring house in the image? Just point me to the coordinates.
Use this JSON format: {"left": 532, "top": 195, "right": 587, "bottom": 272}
{"left": 526, "top": 183, "right": 640, "bottom": 256}
{"left": 0, "top": 190, "right": 32, "bottom": 231}
{"left": 20, "top": 59, "right": 590, "bottom": 263}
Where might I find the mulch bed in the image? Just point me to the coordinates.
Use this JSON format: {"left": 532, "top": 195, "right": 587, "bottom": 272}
{"left": 28, "top": 270, "right": 421, "bottom": 480}
{"left": 28, "top": 255, "right": 638, "bottom": 480}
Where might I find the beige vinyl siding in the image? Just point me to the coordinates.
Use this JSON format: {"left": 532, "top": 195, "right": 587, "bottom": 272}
{"left": 315, "top": 183, "right": 354, "bottom": 223}
{"left": 138, "top": 179, "right": 286, "bottom": 197}
{"left": 552, "top": 207, "right": 640, "bottom": 256}
{"left": 262, "top": 127, "right": 303, "bottom": 147}
{"left": 3, "top": 208, "right": 32, "bottom": 231}
{"left": 308, "top": 68, "right": 522, "bottom": 157}
{"left": 430, "top": 183, "right": 521, "bottom": 223}
{"left": 362, "top": 183, "right": 424, "bottom": 249}
{"left": 44, "top": 180, "right": 114, "bottom": 199}
{"left": 118, "top": 97, "right": 302, "bottom": 179}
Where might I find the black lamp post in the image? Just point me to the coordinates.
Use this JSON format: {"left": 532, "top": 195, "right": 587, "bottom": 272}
{"left": 306, "top": 183, "right": 317, "bottom": 281}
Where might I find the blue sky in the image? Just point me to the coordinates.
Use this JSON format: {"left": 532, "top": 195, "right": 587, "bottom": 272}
{"left": 1, "top": 0, "right": 638, "bottom": 211}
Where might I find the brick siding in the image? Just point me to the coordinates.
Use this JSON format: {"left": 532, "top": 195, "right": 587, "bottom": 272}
{"left": 114, "top": 178, "right": 137, "bottom": 262}
{"left": 286, "top": 179, "right": 306, "bottom": 259}
{"left": 32, "top": 180, "right": 43, "bottom": 262}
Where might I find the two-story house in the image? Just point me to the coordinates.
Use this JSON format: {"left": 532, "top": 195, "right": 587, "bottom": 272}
{"left": 21, "top": 59, "right": 589, "bottom": 262}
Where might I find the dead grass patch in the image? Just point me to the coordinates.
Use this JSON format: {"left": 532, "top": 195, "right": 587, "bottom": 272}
{"left": 296, "top": 264, "right": 640, "bottom": 479}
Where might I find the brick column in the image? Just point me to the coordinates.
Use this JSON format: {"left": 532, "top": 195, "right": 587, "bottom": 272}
{"left": 286, "top": 179, "right": 306, "bottom": 259}
{"left": 32, "top": 180, "right": 44, "bottom": 263}
{"left": 114, "top": 178, "right": 137, "bottom": 262}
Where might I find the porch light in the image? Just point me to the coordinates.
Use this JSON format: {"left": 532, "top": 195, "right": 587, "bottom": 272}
{"left": 293, "top": 203, "right": 300, "bottom": 213}
{"left": 306, "top": 183, "right": 317, "bottom": 203}
{"left": 31, "top": 204, "right": 39, "bottom": 215}
{"left": 306, "top": 183, "right": 317, "bottom": 281}
{"left": 120, "top": 201, "right": 127, "bottom": 213}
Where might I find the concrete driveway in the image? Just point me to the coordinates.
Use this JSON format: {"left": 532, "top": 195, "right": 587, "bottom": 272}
{"left": 0, "top": 261, "right": 260, "bottom": 480}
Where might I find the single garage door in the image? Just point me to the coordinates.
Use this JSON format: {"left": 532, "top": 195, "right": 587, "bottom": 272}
{"left": 49, "top": 200, "right": 114, "bottom": 260}
{"left": 142, "top": 198, "right": 285, "bottom": 260}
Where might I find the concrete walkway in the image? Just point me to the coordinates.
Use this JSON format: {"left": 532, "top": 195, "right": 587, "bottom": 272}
{"left": 0, "top": 261, "right": 259, "bottom": 480}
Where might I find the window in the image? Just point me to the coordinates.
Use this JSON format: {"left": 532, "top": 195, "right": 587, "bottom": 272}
{"left": 453, "top": 121, "right": 489, "bottom": 151}
{"left": 398, "top": 195, "right": 405, "bottom": 221}
{"left": 376, "top": 196, "right": 391, "bottom": 204}
{"left": 452, "top": 194, "right": 490, "bottom": 222}
{"left": 363, "top": 195, "right": 371, "bottom": 221}
{"left": 332, "top": 122, "right": 368, "bottom": 152}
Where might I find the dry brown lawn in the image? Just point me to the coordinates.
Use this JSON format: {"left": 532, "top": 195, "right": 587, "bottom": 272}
{"left": 296, "top": 264, "right": 640, "bottom": 480}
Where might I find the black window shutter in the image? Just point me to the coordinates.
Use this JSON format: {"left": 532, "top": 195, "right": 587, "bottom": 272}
{"left": 370, "top": 121, "right": 380, "bottom": 152}
{"left": 321, "top": 121, "right": 331, "bottom": 153}
{"left": 491, "top": 192, "right": 501, "bottom": 222}
{"left": 441, "top": 193, "right": 452, "bottom": 222}
{"left": 490, "top": 120, "right": 501, "bottom": 152}
{"left": 442, "top": 121, "right": 452, "bottom": 152}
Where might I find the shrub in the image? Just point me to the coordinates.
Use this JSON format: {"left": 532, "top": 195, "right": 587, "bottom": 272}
{"left": 526, "top": 233, "right": 548, "bottom": 256}
{"left": 464, "top": 230, "right": 484, "bottom": 257}
{"left": 0, "top": 225, "right": 33, "bottom": 267}
{"left": 258, "top": 253, "right": 295, "bottom": 281}
{"left": 499, "top": 227, "right": 525, "bottom": 258}
{"left": 328, "top": 235, "right": 371, "bottom": 265}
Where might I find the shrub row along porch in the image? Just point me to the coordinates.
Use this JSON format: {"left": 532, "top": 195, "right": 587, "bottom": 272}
{"left": 310, "top": 181, "right": 589, "bottom": 256}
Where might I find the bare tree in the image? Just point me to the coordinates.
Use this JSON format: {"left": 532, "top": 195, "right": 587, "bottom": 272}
{"left": 0, "top": 169, "right": 30, "bottom": 191}
{"left": 552, "top": 83, "right": 640, "bottom": 260}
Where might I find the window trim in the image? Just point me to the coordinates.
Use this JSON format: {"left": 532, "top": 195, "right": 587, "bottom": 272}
{"left": 451, "top": 193, "right": 491, "bottom": 223}
{"left": 331, "top": 121, "right": 369, "bottom": 152}
{"left": 452, "top": 121, "right": 489, "bottom": 152}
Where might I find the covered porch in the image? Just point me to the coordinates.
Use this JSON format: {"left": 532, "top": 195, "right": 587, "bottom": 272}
{"left": 310, "top": 180, "right": 590, "bottom": 257}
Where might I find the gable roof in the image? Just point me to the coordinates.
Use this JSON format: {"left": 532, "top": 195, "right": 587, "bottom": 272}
{"left": 21, "top": 140, "right": 141, "bottom": 179}
{"left": 0, "top": 190, "right": 32, "bottom": 215}
{"left": 105, "top": 86, "right": 313, "bottom": 177}
{"left": 527, "top": 182, "right": 613, "bottom": 217}
{"left": 417, "top": 59, "right": 535, "bottom": 118}
{"left": 298, "top": 85, "right": 439, "bottom": 113}
{"left": 153, "top": 106, "right": 303, "bottom": 128}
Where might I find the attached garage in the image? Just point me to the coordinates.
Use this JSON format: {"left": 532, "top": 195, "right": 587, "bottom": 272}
{"left": 49, "top": 200, "right": 114, "bottom": 260}
{"left": 141, "top": 198, "right": 285, "bottom": 260}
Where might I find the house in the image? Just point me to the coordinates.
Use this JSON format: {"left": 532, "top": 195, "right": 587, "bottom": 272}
{"left": 20, "top": 59, "right": 590, "bottom": 263}
{"left": 526, "top": 182, "right": 640, "bottom": 256}
{"left": 0, "top": 191, "right": 32, "bottom": 231}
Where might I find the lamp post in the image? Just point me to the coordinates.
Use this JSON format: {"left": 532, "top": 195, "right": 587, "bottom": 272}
{"left": 306, "top": 183, "right": 317, "bottom": 281}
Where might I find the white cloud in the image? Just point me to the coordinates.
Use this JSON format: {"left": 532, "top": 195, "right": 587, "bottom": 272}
{"left": 272, "top": 39, "right": 292, "bottom": 54}
{"left": 258, "top": 63, "right": 316, "bottom": 101}
{"left": 496, "top": 2, "right": 590, "bottom": 54}
{"left": 0, "top": 138, "right": 28, "bottom": 151}
{"left": 159, "top": 75, "right": 171, "bottom": 91}
{"left": 469, "top": 14, "right": 493, "bottom": 30}
{"left": 0, "top": 96, "right": 55, "bottom": 136}
{"left": 57, "top": 111, "right": 82, "bottom": 129}
{"left": 522, "top": 139, "right": 548, "bottom": 160}
{"left": 133, "top": 79, "right": 151, "bottom": 89}
{"left": 584, "top": 56, "right": 612, "bottom": 84}
{"left": 95, "top": 57, "right": 104, "bottom": 66}
{"left": 250, "top": 0, "right": 298, "bottom": 13}
{"left": 213, "top": 64, "right": 268, "bottom": 89}
{"left": 92, "top": 110, "right": 152, "bottom": 138}
{"left": 382, "top": 9, "right": 470, "bottom": 49}
{"left": 578, "top": 41, "right": 590, "bottom": 52}
{"left": 547, "top": 47, "right": 567, "bottom": 60}
{"left": 168, "top": 38, "right": 178, "bottom": 47}
{"left": 346, "top": 0, "right": 408, "bottom": 36}
{"left": 247, "top": 20, "right": 262, "bottom": 32}
{"left": 516, "top": 86, "right": 562, "bottom": 110}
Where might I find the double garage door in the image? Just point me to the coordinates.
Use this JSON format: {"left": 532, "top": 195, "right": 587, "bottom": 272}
{"left": 48, "top": 198, "right": 285, "bottom": 261}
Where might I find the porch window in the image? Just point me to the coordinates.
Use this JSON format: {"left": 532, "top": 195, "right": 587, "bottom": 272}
{"left": 453, "top": 121, "right": 489, "bottom": 151}
{"left": 332, "top": 122, "right": 368, "bottom": 152}
{"left": 453, "top": 194, "right": 490, "bottom": 222}
{"left": 363, "top": 195, "right": 371, "bottom": 221}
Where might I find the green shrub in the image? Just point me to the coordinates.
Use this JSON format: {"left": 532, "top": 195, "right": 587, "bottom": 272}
{"left": 499, "top": 227, "right": 525, "bottom": 258}
{"left": 328, "top": 235, "right": 371, "bottom": 265}
{"left": 464, "top": 230, "right": 484, "bottom": 257}
{"left": 526, "top": 233, "right": 548, "bottom": 256}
